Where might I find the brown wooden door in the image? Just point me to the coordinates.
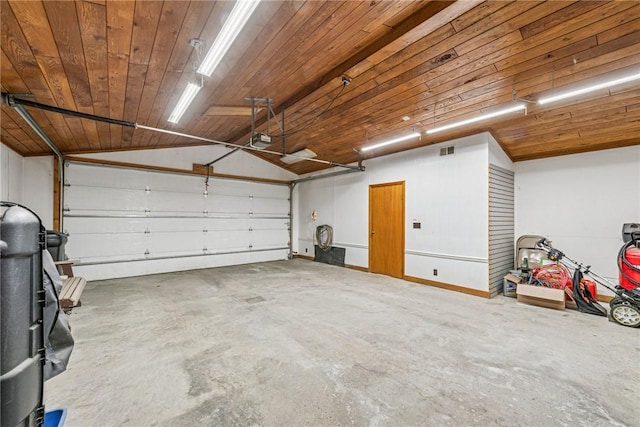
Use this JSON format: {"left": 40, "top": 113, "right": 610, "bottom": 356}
{"left": 369, "top": 181, "right": 405, "bottom": 278}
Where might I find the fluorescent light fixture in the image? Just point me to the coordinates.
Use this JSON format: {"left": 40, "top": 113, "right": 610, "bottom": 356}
{"left": 426, "top": 104, "right": 526, "bottom": 135}
{"left": 281, "top": 148, "right": 317, "bottom": 164}
{"left": 360, "top": 132, "right": 421, "bottom": 152}
{"left": 167, "top": 1, "right": 260, "bottom": 123}
{"left": 167, "top": 82, "right": 202, "bottom": 124}
{"left": 538, "top": 71, "right": 640, "bottom": 105}
{"left": 197, "top": 0, "right": 261, "bottom": 77}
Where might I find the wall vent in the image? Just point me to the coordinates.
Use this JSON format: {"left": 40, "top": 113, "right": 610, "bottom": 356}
{"left": 440, "top": 146, "right": 455, "bottom": 156}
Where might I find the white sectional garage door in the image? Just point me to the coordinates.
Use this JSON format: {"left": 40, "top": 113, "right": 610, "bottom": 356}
{"left": 63, "top": 162, "right": 290, "bottom": 267}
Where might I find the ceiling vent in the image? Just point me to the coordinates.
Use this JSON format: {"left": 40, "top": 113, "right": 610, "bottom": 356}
{"left": 440, "top": 146, "right": 455, "bottom": 156}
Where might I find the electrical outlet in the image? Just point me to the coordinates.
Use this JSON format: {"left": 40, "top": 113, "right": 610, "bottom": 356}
{"left": 433, "top": 269, "right": 438, "bottom": 276}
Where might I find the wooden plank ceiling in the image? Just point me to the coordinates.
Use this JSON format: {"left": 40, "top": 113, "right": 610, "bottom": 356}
{"left": 1, "top": 1, "right": 639, "bottom": 175}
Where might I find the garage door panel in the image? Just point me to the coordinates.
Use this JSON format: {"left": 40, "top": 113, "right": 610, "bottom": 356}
{"left": 66, "top": 233, "right": 147, "bottom": 259}
{"left": 253, "top": 198, "right": 289, "bottom": 215}
{"left": 66, "top": 186, "right": 147, "bottom": 213}
{"left": 204, "top": 230, "right": 251, "bottom": 251}
{"left": 146, "top": 191, "right": 206, "bottom": 213}
{"left": 63, "top": 162, "right": 290, "bottom": 264}
{"left": 207, "top": 195, "right": 251, "bottom": 214}
{"left": 65, "top": 217, "right": 149, "bottom": 234}
{"left": 148, "top": 231, "right": 204, "bottom": 254}
{"left": 250, "top": 229, "right": 289, "bottom": 247}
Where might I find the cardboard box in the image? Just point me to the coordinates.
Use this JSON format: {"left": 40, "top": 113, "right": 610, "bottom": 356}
{"left": 503, "top": 274, "right": 522, "bottom": 298}
{"left": 564, "top": 287, "right": 577, "bottom": 310}
{"left": 516, "top": 283, "right": 565, "bottom": 310}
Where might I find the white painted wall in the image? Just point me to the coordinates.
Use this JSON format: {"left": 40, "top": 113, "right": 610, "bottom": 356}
{"left": 7, "top": 138, "right": 636, "bottom": 297}
{"left": 23, "top": 156, "right": 54, "bottom": 229}
{"left": 77, "top": 145, "right": 297, "bottom": 181}
{"left": 295, "top": 133, "right": 494, "bottom": 292}
{"left": 1, "top": 143, "right": 24, "bottom": 204}
{"left": 488, "top": 136, "right": 514, "bottom": 171}
{"left": 514, "top": 146, "right": 640, "bottom": 295}
{"left": 1, "top": 144, "right": 53, "bottom": 229}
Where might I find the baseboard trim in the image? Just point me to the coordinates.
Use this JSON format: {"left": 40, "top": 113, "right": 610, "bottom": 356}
{"left": 404, "top": 275, "right": 491, "bottom": 298}
{"left": 292, "top": 256, "right": 368, "bottom": 273}
{"left": 292, "top": 256, "right": 490, "bottom": 298}
{"left": 345, "top": 264, "right": 368, "bottom": 273}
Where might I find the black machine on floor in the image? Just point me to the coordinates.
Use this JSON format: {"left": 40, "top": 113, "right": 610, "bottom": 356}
{"left": 1, "top": 203, "right": 75, "bottom": 427}
{"left": 535, "top": 223, "right": 640, "bottom": 328}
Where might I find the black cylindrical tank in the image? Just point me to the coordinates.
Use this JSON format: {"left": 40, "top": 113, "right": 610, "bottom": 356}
{"left": 1, "top": 203, "right": 45, "bottom": 427}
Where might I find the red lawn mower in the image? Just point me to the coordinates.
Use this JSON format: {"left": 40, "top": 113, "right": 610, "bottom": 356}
{"left": 611, "top": 223, "right": 640, "bottom": 327}
{"left": 535, "top": 223, "right": 640, "bottom": 328}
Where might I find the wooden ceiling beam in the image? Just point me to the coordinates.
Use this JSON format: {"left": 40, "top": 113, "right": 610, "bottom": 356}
{"left": 503, "top": 116, "right": 639, "bottom": 150}
{"left": 336, "top": 3, "right": 640, "bottom": 130}
{"left": 142, "top": 1, "right": 223, "bottom": 142}
{"left": 509, "top": 134, "right": 640, "bottom": 162}
{"left": 1, "top": 106, "right": 51, "bottom": 154}
{"left": 160, "top": 1, "right": 420, "bottom": 151}
{"left": 247, "top": 2, "right": 552, "bottom": 144}
{"left": 77, "top": 0, "right": 110, "bottom": 150}
{"left": 2, "top": 1, "right": 638, "bottom": 167}
{"left": 153, "top": 0, "right": 288, "bottom": 148}
{"left": 168, "top": 1, "right": 343, "bottom": 151}
{"left": 226, "top": 1, "right": 469, "bottom": 147}
{"left": 223, "top": 2, "right": 503, "bottom": 160}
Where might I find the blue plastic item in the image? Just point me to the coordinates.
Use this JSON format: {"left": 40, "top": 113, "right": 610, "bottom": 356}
{"left": 43, "top": 409, "right": 67, "bottom": 427}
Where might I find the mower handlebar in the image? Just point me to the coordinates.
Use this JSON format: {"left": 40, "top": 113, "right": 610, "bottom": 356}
{"left": 536, "top": 238, "right": 551, "bottom": 250}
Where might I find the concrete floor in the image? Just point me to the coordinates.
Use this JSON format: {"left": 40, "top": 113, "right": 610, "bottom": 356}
{"left": 45, "top": 259, "right": 639, "bottom": 427}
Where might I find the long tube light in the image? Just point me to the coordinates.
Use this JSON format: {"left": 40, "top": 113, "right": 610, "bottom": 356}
{"left": 168, "top": 0, "right": 260, "bottom": 123}
{"left": 197, "top": 0, "right": 261, "bottom": 77}
{"left": 538, "top": 71, "right": 640, "bottom": 105}
{"left": 167, "top": 82, "right": 201, "bottom": 124}
{"left": 426, "top": 103, "right": 526, "bottom": 135}
{"left": 360, "top": 132, "right": 421, "bottom": 152}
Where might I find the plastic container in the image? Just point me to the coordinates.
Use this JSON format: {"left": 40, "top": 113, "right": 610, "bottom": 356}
{"left": 45, "top": 230, "right": 68, "bottom": 262}
{"left": 1, "top": 203, "right": 46, "bottom": 427}
{"left": 620, "top": 246, "right": 640, "bottom": 291}
{"left": 503, "top": 278, "right": 518, "bottom": 297}
{"left": 43, "top": 409, "right": 67, "bottom": 427}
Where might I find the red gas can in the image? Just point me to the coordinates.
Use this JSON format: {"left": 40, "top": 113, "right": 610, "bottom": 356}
{"left": 619, "top": 246, "right": 640, "bottom": 291}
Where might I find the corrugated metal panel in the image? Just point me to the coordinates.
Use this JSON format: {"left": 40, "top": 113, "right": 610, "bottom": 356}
{"left": 488, "top": 164, "right": 514, "bottom": 297}
{"left": 489, "top": 252, "right": 513, "bottom": 263}
{"left": 489, "top": 202, "right": 514, "bottom": 209}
